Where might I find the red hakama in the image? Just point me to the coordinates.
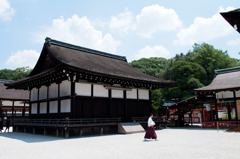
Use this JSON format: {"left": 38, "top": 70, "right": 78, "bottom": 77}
{"left": 144, "top": 126, "right": 157, "bottom": 139}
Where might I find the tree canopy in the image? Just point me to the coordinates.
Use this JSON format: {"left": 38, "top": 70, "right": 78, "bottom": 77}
{"left": 0, "top": 67, "right": 32, "bottom": 81}
{"left": 130, "top": 43, "right": 240, "bottom": 115}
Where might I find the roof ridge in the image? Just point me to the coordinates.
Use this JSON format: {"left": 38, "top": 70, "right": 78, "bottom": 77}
{"left": 45, "top": 37, "right": 127, "bottom": 62}
{"left": 215, "top": 66, "right": 240, "bottom": 76}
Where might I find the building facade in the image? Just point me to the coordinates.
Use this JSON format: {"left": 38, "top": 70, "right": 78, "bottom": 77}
{"left": 6, "top": 38, "right": 174, "bottom": 122}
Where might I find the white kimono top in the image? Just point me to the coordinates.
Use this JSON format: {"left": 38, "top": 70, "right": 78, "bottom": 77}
{"left": 148, "top": 117, "right": 155, "bottom": 127}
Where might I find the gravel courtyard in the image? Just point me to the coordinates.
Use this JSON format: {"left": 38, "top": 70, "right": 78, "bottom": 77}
{"left": 0, "top": 127, "right": 239, "bottom": 159}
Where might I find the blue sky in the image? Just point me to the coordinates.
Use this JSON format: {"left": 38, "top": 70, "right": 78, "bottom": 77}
{"left": 0, "top": 0, "right": 239, "bottom": 70}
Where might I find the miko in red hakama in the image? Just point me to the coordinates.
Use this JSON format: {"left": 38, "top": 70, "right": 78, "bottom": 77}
{"left": 144, "top": 115, "right": 157, "bottom": 140}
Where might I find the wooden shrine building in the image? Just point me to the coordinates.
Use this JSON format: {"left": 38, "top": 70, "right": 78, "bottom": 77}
{"left": 0, "top": 80, "right": 29, "bottom": 118}
{"left": 194, "top": 67, "right": 240, "bottom": 128}
{"left": 5, "top": 38, "right": 174, "bottom": 137}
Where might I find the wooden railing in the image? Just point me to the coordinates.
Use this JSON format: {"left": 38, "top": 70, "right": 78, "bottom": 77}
{"left": 202, "top": 121, "right": 240, "bottom": 129}
{"left": 13, "top": 118, "right": 121, "bottom": 127}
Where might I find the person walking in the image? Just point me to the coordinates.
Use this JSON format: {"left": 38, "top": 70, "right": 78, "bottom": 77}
{"left": 4, "top": 117, "right": 10, "bottom": 133}
{"left": 0, "top": 117, "right": 3, "bottom": 132}
{"left": 144, "top": 114, "right": 157, "bottom": 140}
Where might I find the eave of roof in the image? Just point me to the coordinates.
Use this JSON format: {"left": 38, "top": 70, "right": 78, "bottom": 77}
{"left": 220, "top": 8, "right": 240, "bottom": 33}
{"left": 195, "top": 67, "right": 240, "bottom": 93}
{"left": 0, "top": 82, "right": 29, "bottom": 100}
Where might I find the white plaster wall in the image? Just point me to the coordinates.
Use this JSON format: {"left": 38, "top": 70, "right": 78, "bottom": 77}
{"left": 14, "top": 101, "right": 25, "bottom": 106}
{"left": 49, "top": 101, "right": 58, "bottom": 113}
{"left": 138, "top": 89, "right": 149, "bottom": 100}
{"left": 31, "top": 88, "right": 38, "bottom": 101}
{"left": 236, "top": 90, "right": 240, "bottom": 98}
{"left": 31, "top": 103, "right": 38, "bottom": 114}
{"left": 39, "top": 86, "right": 48, "bottom": 100}
{"left": 40, "top": 102, "right": 47, "bottom": 114}
{"left": 2, "top": 101, "right": 28, "bottom": 106}
{"left": 112, "top": 90, "right": 123, "bottom": 98}
{"left": 216, "top": 91, "right": 234, "bottom": 99}
{"left": 93, "top": 84, "right": 108, "bottom": 97}
{"left": 61, "top": 99, "right": 71, "bottom": 113}
{"left": 2, "top": 100, "right": 12, "bottom": 106}
{"left": 49, "top": 83, "right": 58, "bottom": 98}
{"left": 126, "top": 89, "right": 137, "bottom": 99}
{"left": 75, "top": 82, "right": 91, "bottom": 96}
{"left": 60, "top": 80, "right": 71, "bottom": 97}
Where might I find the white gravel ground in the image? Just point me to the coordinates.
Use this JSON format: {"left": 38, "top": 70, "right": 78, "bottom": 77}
{"left": 0, "top": 127, "right": 240, "bottom": 159}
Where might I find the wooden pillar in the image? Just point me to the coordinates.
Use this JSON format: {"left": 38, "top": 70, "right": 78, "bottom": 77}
{"left": 149, "top": 90, "right": 152, "bottom": 115}
{"left": 108, "top": 89, "right": 112, "bottom": 118}
{"left": 79, "top": 129, "right": 83, "bottom": 136}
{"left": 37, "top": 88, "right": 40, "bottom": 115}
{"left": 46, "top": 85, "right": 50, "bottom": 116}
{"left": 124, "top": 90, "right": 127, "bottom": 122}
{"left": 233, "top": 91, "right": 238, "bottom": 120}
{"left": 214, "top": 93, "right": 219, "bottom": 121}
{"left": 56, "top": 129, "right": 59, "bottom": 137}
{"left": 91, "top": 84, "right": 94, "bottom": 118}
{"left": 70, "top": 75, "right": 76, "bottom": 118}
{"left": 44, "top": 128, "right": 47, "bottom": 136}
{"left": 32, "top": 127, "right": 35, "bottom": 134}
{"left": 22, "top": 102, "right": 26, "bottom": 117}
{"left": 65, "top": 130, "right": 69, "bottom": 138}
{"left": 100, "top": 127, "right": 103, "bottom": 135}
{"left": 12, "top": 101, "right": 15, "bottom": 117}
{"left": 29, "top": 89, "right": 32, "bottom": 118}
{"left": 57, "top": 83, "right": 61, "bottom": 116}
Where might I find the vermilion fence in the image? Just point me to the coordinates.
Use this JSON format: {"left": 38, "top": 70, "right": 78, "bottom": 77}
{"left": 202, "top": 121, "right": 240, "bottom": 129}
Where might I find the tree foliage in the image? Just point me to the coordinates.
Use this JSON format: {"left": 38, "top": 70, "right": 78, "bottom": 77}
{"left": 130, "top": 43, "right": 240, "bottom": 115}
{"left": 130, "top": 57, "right": 169, "bottom": 79}
{"left": 0, "top": 67, "right": 32, "bottom": 80}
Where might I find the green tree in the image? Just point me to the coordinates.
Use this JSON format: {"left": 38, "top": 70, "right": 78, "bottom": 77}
{"left": 0, "top": 67, "right": 32, "bottom": 80}
{"left": 130, "top": 57, "right": 169, "bottom": 79}
{"left": 163, "top": 61, "right": 206, "bottom": 101}
{"left": 187, "top": 43, "right": 240, "bottom": 85}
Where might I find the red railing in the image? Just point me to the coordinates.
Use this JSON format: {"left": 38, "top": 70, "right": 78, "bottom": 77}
{"left": 202, "top": 121, "right": 240, "bottom": 129}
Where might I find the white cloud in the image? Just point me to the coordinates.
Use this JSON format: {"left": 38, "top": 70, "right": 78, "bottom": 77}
{"left": 35, "top": 15, "right": 121, "bottom": 54}
{"left": 173, "top": 7, "right": 235, "bottom": 46}
{"left": 5, "top": 50, "right": 40, "bottom": 69}
{"left": 136, "top": 5, "right": 182, "bottom": 38}
{"left": 227, "top": 38, "right": 240, "bottom": 46}
{"left": 109, "top": 8, "right": 134, "bottom": 34}
{"left": 0, "top": 0, "right": 14, "bottom": 21}
{"left": 135, "top": 45, "right": 171, "bottom": 60}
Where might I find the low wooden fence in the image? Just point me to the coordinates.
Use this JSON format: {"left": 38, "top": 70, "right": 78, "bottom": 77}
{"left": 13, "top": 118, "right": 121, "bottom": 128}
{"left": 202, "top": 121, "right": 240, "bottom": 129}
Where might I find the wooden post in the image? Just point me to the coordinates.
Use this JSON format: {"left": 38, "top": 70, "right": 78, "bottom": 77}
{"left": 47, "top": 85, "right": 50, "bottom": 116}
{"left": 57, "top": 83, "right": 61, "bottom": 116}
{"left": 65, "top": 130, "right": 69, "bottom": 138}
{"left": 44, "top": 128, "right": 47, "bottom": 136}
{"left": 70, "top": 74, "right": 76, "bottom": 118}
{"left": 37, "top": 88, "right": 40, "bottom": 115}
{"left": 100, "top": 127, "right": 103, "bottom": 135}
{"left": 32, "top": 127, "right": 35, "bottom": 134}
{"left": 124, "top": 90, "right": 127, "bottom": 122}
{"left": 79, "top": 129, "right": 83, "bottom": 136}
{"left": 108, "top": 89, "right": 112, "bottom": 118}
{"left": 214, "top": 93, "right": 219, "bottom": 121}
{"left": 233, "top": 91, "right": 238, "bottom": 120}
{"left": 12, "top": 101, "right": 15, "bottom": 117}
{"left": 91, "top": 84, "right": 94, "bottom": 118}
{"left": 56, "top": 129, "right": 59, "bottom": 137}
